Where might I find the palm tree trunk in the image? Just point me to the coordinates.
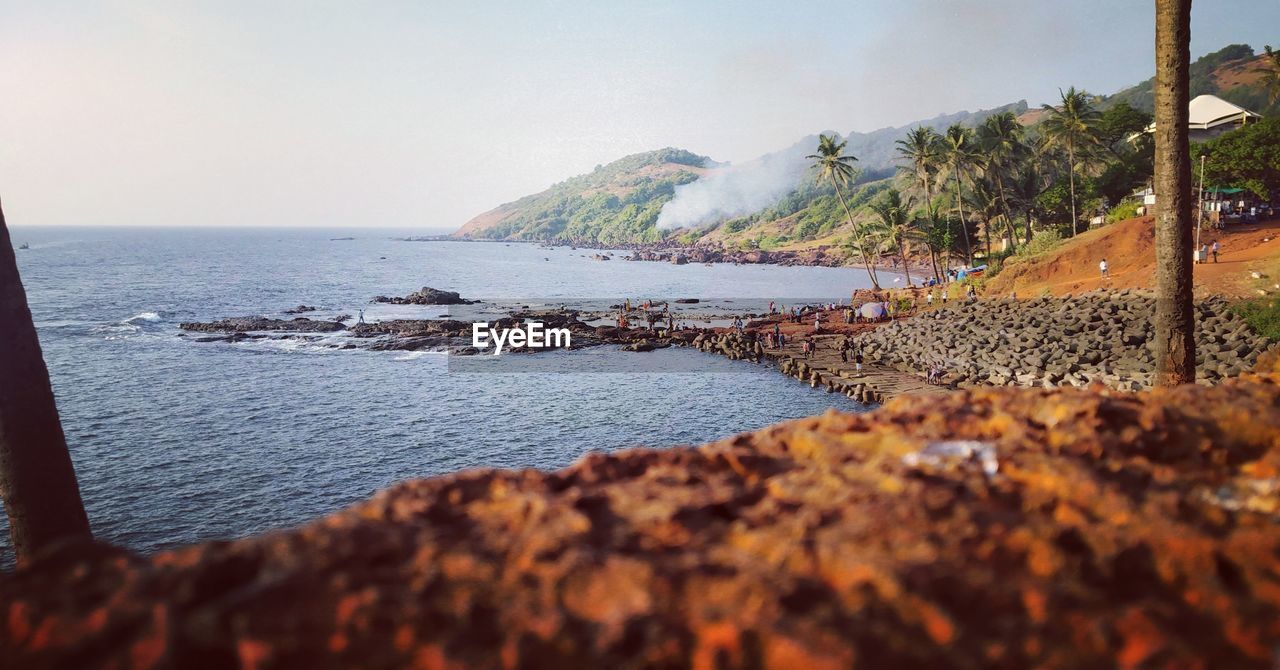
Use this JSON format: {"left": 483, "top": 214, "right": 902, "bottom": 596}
{"left": 0, "top": 199, "right": 93, "bottom": 563}
{"left": 835, "top": 186, "right": 880, "bottom": 289}
{"left": 994, "top": 172, "right": 1018, "bottom": 252}
{"left": 1067, "top": 145, "right": 1078, "bottom": 236}
{"left": 953, "top": 176, "right": 973, "bottom": 266}
{"left": 898, "top": 241, "right": 912, "bottom": 287}
{"left": 1153, "top": 0, "right": 1195, "bottom": 386}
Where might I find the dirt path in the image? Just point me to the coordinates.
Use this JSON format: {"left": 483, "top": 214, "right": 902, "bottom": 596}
{"left": 986, "top": 216, "right": 1280, "bottom": 298}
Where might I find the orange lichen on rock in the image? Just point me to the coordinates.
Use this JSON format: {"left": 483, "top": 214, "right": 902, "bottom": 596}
{"left": 3, "top": 375, "right": 1280, "bottom": 668}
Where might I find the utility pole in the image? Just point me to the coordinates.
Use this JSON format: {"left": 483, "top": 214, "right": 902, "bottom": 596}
{"left": 1194, "top": 153, "right": 1206, "bottom": 261}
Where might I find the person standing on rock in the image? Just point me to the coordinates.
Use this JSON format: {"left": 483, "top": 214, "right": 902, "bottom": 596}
{"left": 1099, "top": 258, "right": 1109, "bottom": 280}
{"left": 1211, "top": 240, "right": 1220, "bottom": 263}
{"left": 814, "top": 312, "right": 821, "bottom": 333}
{"left": 855, "top": 351, "right": 864, "bottom": 374}
{"left": 926, "top": 292, "right": 934, "bottom": 308}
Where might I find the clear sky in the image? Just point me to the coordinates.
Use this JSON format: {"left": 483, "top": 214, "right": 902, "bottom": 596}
{"left": 3, "top": 1, "right": 1277, "bottom": 229}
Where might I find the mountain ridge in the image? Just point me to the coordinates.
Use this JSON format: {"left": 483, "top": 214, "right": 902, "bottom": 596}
{"left": 455, "top": 43, "right": 1275, "bottom": 246}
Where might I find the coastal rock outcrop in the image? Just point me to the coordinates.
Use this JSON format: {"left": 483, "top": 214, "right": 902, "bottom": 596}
{"left": 179, "top": 317, "right": 346, "bottom": 333}
{"left": 372, "top": 287, "right": 476, "bottom": 305}
{"left": 857, "top": 290, "right": 1272, "bottom": 389}
{"left": 4, "top": 374, "right": 1280, "bottom": 667}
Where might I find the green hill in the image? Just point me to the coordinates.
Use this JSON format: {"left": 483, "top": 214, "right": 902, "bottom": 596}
{"left": 1103, "top": 44, "right": 1280, "bottom": 117}
{"left": 453, "top": 148, "right": 710, "bottom": 245}
{"left": 456, "top": 43, "right": 1277, "bottom": 248}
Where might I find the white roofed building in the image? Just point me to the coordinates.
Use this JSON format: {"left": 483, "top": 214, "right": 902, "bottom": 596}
{"left": 1142, "top": 94, "right": 1262, "bottom": 143}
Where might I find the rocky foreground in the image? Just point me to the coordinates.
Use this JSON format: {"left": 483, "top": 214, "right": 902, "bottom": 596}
{"left": 857, "top": 290, "right": 1271, "bottom": 390}
{"left": 5, "top": 369, "right": 1280, "bottom": 668}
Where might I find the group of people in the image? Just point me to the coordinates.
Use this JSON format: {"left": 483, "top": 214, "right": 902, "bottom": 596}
{"left": 616, "top": 298, "right": 678, "bottom": 333}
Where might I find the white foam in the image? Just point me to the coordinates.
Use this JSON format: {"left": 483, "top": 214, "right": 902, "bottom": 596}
{"left": 124, "top": 312, "right": 162, "bottom": 323}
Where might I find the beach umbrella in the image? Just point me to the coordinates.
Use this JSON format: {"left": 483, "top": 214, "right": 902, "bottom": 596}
{"left": 860, "top": 302, "right": 887, "bottom": 319}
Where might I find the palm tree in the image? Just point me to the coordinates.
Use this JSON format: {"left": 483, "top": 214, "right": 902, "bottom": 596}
{"left": 965, "top": 176, "right": 1003, "bottom": 258}
{"left": 1153, "top": 0, "right": 1195, "bottom": 385}
{"left": 1009, "top": 164, "right": 1049, "bottom": 245}
{"left": 913, "top": 202, "right": 951, "bottom": 282}
{"left": 1261, "top": 45, "right": 1280, "bottom": 103}
{"left": 895, "top": 126, "right": 943, "bottom": 203}
{"left": 808, "top": 134, "right": 881, "bottom": 289}
{"left": 868, "top": 188, "right": 916, "bottom": 286}
{"left": 976, "top": 112, "right": 1029, "bottom": 251}
{"left": 1040, "top": 87, "right": 1102, "bottom": 236}
{"left": 0, "top": 198, "right": 93, "bottom": 562}
{"left": 941, "top": 124, "right": 976, "bottom": 266}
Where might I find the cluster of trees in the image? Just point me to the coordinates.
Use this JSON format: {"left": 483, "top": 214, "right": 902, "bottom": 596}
{"left": 809, "top": 91, "right": 1161, "bottom": 287}
{"left": 1199, "top": 116, "right": 1280, "bottom": 201}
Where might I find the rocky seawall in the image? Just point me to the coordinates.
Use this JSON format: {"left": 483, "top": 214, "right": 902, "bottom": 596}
{"left": 4, "top": 372, "right": 1280, "bottom": 667}
{"left": 855, "top": 290, "right": 1272, "bottom": 390}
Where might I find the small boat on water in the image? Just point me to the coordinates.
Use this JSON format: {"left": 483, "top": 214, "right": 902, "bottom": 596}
{"left": 18, "top": 243, "right": 29, "bottom": 250}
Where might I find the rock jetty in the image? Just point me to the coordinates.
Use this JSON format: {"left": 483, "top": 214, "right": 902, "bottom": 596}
{"left": 178, "top": 316, "right": 346, "bottom": 333}
{"left": 4, "top": 372, "right": 1280, "bottom": 667}
{"left": 856, "top": 291, "right": 1271, "bottom": 389}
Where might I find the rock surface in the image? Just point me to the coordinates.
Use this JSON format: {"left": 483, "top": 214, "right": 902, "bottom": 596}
{"left": 372, "top": 287, "right": 476, "bottom": 305}
{"left": 856, "top": 291, "right": 1272, "bottom": 389}
{"left": 178, "top": 316, "right": 346, "bottom": 333}
{"left": 5, "top": 372, "right": 1280, "bottom": 668}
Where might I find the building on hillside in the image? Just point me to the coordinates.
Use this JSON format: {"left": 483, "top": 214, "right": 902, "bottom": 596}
{"left": 1140, "top": 94, "right": 1262, "bottom": 143}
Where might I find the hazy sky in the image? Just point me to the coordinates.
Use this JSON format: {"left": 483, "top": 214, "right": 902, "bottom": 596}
{"left": 3, "top": 1, "right": 1277, "bottom": 229}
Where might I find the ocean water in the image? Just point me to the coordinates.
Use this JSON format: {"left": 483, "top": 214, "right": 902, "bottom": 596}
{"left": 4, "top": 227, "right": 880, "bottom": 562}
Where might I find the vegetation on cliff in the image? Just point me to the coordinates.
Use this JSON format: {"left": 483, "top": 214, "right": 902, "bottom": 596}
{"left": 455, "top": 43, "right": 1278, "bottom": 254}
{"left": 454, "top": 148, "right": 709, "bottom": 245}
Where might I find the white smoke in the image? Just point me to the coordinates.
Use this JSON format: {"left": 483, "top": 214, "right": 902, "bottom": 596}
{"left": 656, "top": 148, "right": 812, "bottom": 230}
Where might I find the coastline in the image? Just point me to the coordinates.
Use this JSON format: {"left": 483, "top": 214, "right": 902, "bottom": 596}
{"left": 398, "top": 234, "right": 929, "bottom": 274}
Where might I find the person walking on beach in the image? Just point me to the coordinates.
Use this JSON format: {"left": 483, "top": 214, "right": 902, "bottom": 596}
{"left": 1212, "top": 240, "right": 1220, "bottom": 263}
{"left": 1099, "top": 258, "right": 1109, "bottom": 280}
{"left": 855, "top": 351, "right": 863, "bottom": 374}
{"left": 926, "top": 292, "right": 933, "bottom": 307}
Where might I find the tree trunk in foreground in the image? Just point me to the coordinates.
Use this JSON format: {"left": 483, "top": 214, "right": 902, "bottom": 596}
{"left": 0, "top": 199, "right": 92, "bottom": 563}
{"left": 1153, "top": 0, "right": 1196, "bottom": 386}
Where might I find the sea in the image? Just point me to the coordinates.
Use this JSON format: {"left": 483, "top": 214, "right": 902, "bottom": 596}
{"left": 3, "top": 226, "right": 883, "bottom": 563}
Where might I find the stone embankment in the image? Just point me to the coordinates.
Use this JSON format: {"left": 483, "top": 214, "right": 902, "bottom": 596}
{"left": 5, "top": 371, "right": 1280, "bottom": 668}
{"left": 856, "top": 290, "right": 1272, "bottom": 390}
